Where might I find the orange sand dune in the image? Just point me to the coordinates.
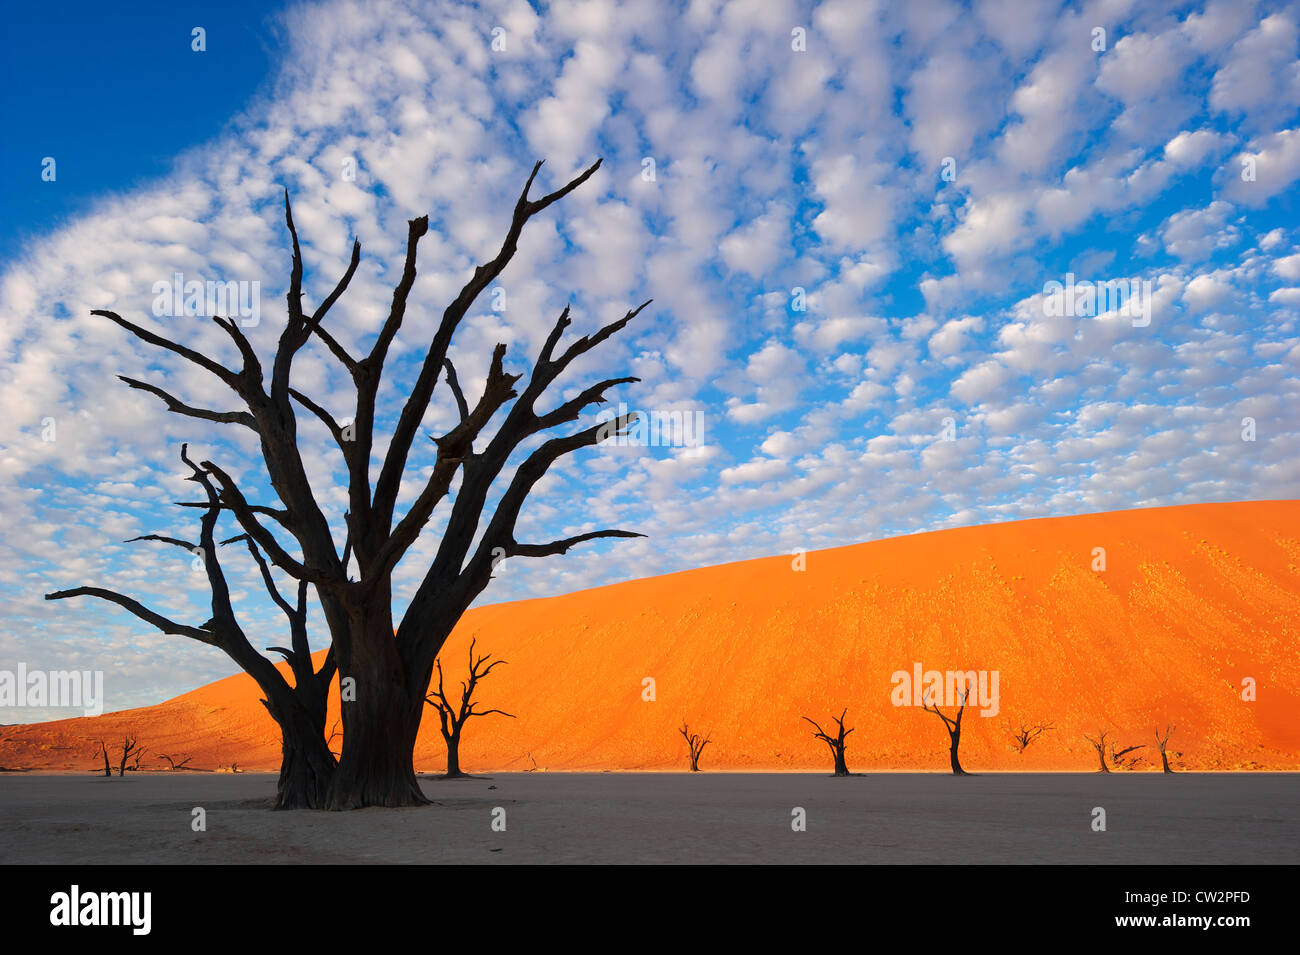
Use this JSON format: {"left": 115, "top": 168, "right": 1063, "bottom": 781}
{"left": 4, "top": 501, "right": 1299, "bottom": 774}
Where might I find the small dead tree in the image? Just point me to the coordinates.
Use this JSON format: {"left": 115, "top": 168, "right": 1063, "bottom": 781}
{"left": 921, "top": 688, "right": 968, "bottom": 775}
{"left": 1008, "top": 720, "right": 1053, "bottom": 753}
{"left": 424, "top": 638, "right": 515, "bottom": 778}
{"left": 1084, "top": 729, "right": 1110, "bottom": 772}
{"left": 156, "top": 753, "right": 193, "bottom": 771}
{"left": 92, "top": 740, "right": 111, "bottom": 777}
{"left": 1154, "top": 724, "right": 1177, "bottom": 773}
{"left": 117, "top": 737, "right": 143, "bottom": 776}
{"left": 680, "top": 722, "right": 710, "bottom": 772}
{"left": 803, "top": 708, "right": 853, "bottom": 776}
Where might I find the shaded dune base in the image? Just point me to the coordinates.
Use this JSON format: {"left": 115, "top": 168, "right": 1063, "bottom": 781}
{"left": 4, "top": 501, "right": 1298, "bottom": 774}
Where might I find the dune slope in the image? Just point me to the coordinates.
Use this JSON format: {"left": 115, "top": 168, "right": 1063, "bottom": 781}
{"left": 4, "top": 500, "right": 1298, "bottom": 774}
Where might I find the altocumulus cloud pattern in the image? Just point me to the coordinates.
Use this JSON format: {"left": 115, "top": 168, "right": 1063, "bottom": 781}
{"left": 2, "top": 0, "right": 1298, "bottom": 714}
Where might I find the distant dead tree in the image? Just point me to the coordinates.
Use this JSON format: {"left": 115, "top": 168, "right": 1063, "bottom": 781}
{"left": 1084, "top": 729, "right": 1110, "bottom": 772}
{"left": 1008, "top": 720, "right": 1054, "bottom": 753}
{"left": 117, "top": 737, "right": 143, "bottom": 776}
{"left": 92, "top": 740, "right": 111, "bottom": 777}
{"left": 424, "top": 639, "right": 515, "bottom": 778}
{"left": 1154, "top": 724, "right": 1177, "bottom": 773}
{"left": 156, "top": 753, "right": 193, "bottom": 771}
{"left": 93, "top": 737, "right": 143, "bottom": 777}
{"left": 680, "top": 722, "right": 711, "bottom": 772}
{"left": 1109, "top": 741, "right": 1145, "bottom": 771}
{"left": 803, "top": 708, "right": 853, "bottom": 776}
{"left": 921, "top": 687, "right": 969, "bottom": 775}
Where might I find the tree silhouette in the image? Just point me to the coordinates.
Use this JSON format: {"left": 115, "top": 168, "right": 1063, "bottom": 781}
{"left": 49, "top": 446, "right": 338, "bottom": 809}
{"left": 1154, "top": 724, "right": 1177, "bottom": 773}
{"left": 45, "top": 159, "right": 647, "bottom": 809}
{"left": 680, "top": 722, "right": 711, "bottom": 772}
{"left": 803, "top": 708, "right": 853, "bottom": 776}
{"left": 91, "top": 740, "right": 111, "bottom": 777}
{"left": 124, "top": 740, "right": 147, "bottom": 773}
{"left": 424, "top": 638, "right": 515, "bottom": 778}
{"left": 91, "top": 737, "right": 144, "bottom": 777}
{"left": 1007, "top": 720, "right": 1053, "bottom": 753}
{"left": 1084, "top": 729, "right": 1111, "bottom": 772}
{"left": 156, "top": 753, "right": 193, "bottom": 771}
{"left": 921, "top": 687, "right": 969, "bottom": 775}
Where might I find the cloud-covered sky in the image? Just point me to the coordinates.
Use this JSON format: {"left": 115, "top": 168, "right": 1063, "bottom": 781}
{"left": 3, "top": 0, "right": 1299, "bottom": 718}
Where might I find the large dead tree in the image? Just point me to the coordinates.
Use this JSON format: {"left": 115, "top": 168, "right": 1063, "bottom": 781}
{"left": 921, "top": 688, "right": 968, "bottom": 775}
{"left": 47, "top": 159, "right": 646, "bottom": 808}
{"left": 803, "top": 709, "right": 853, "bottom": 776}
{"left": 424, "top": 638, "right": 515, "bottom": 778}
{"left": 49, "top": 445, "right": 338, "bottom": 808}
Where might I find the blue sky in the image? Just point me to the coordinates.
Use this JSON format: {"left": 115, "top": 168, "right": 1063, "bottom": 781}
{"left": 2, "top": 0, "right": 1299, "bottom": 719}
{"left": 0, "top": 1, "right": 285, "bottom": 261}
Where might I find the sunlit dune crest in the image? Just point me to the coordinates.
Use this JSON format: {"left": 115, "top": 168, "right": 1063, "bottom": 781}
{"left": 4, "top": 501, "right": 1298, "bottom": 774}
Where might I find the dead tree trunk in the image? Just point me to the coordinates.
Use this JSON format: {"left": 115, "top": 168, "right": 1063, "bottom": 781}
{"left": 680, "top": 722, "right": 710, "bottom": 772}
{"left": 114, "top": 737, "right": 141, "bottom": 776}
{"left": 424, "top": 639, "right": 515, "bottom": 779}
{"left": 803, "top": 709, "right": 853, "bottom": 776}
{"left": 1155, "top": 724, "right": 1176, "bottom": 773}
{"left": 1084, "top": 730, "right": 1110, "bottom": 772}
{"left": 93, "top": 741, "right": 111, "bottom": 777}
{"left": 50, "top": 160, "right": 646, "bottom": 809}
{"left": 922, "top": 689, "right": 968, "bottom": 775}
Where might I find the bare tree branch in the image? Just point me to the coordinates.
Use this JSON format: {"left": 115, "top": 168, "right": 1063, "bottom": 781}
{"left": 91, "top": 310, "right": 240, "bottom": 388}
{"left": 45, "top": 587, "right": 219, "bottom": 646}
{"left": 506, "top": 529, "right": 645, "bottom": 558}
{"left": 117, "top": 376, "right": 256, "bottom": 429}
{"left": 371, "top": 160, "right": 604, "bottom": 538}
